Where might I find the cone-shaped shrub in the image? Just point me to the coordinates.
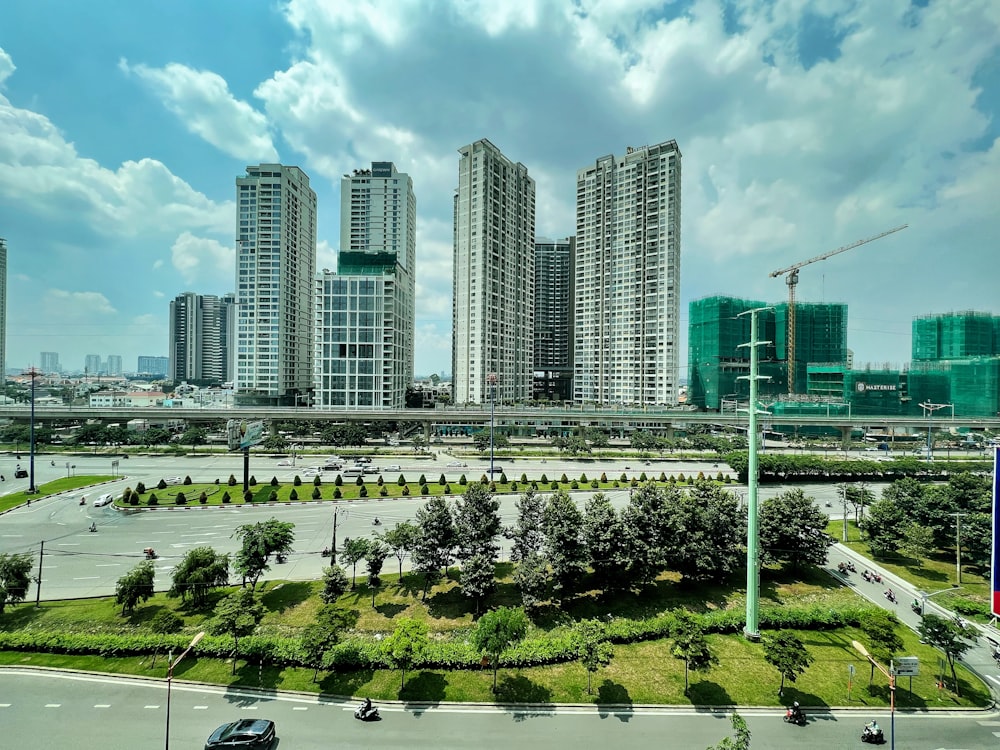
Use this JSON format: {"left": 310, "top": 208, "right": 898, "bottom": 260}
{"left": 312, "top": 486, "right": 321, "bottom": 499}
{"left": 293, "top": 475, "right": 302, "bottom": 486}
{"left": 148, "top": 493, "right": 158, "bottom": 506}
{"left": 175, "top": 492, "right": 187, "bottom": 505}
{"left": 222, "top": 491, "right": 231, "bottom": 504}
{"left": 199, "top": 491, "right": 207, "bottom": 504}
{"left": 289, "top": 488, "right": 298, "bottom": 501}
{"left": 228, "top": 475, "right": 237, "bottom": 486}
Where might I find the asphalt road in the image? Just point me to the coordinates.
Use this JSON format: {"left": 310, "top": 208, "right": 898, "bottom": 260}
{"left": 1, "top": 669, "right": 997, "bottom": 749}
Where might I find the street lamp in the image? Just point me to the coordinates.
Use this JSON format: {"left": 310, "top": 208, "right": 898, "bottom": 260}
{"left": 291, "top": 443, "right": 302, "bottom": 467}
{"left": 165, "top": 630, "right": 205, "bottom": 750}
{"left": 852, "top": 640, "right": 895, "bottom": 750}
{"left": 918, "top": 402, "right": 953, "bottom": 459}
{"left": 26, "top": 367, "right": 40, "bottom": 494}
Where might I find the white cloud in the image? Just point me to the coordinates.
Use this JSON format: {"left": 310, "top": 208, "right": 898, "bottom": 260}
{"left": 121, "top": 59, "right": 278, "bottom": 162}
{"left": 170, "top": 232, "right": 234, "bottom": 285}
{"left": 0, "top": 47, "right": 14, "bottom": 85}
{"left": 40, "top": 289, "right": 117, "bottom": 318}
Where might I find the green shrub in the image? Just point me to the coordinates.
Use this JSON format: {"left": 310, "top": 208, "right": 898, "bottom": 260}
{"left": 334, "top": 487, "right": 342, "bottom": 499}
{"left": 312, "top": 486, "right": 321, "bottom": 499}
{"left": 289, "top": 489, "right": 298, "bottom": 501}
{"left": 135, "top": 482, "right": 146, "bottom": 494}
{"left": 397, "top": 475, "right": 406, "bottom": 486}
{"left": 335, "top": 475, "right": 343, "bottom": 486}
{"left": 459, "top": 475, "right": 467, "bottom": 485}
{"left": 271, "top": 476, "right": 279, "bottom": 487}
{"left": 222, "top": 492, "right": 231, "bottom": 504}
{"left": 438, "top": 474, "right": 447, "bottom": 485}
{"left": 175, "top": 492, "right": 187, "bottom": 505}
{"left": 444, "top": 484, "right": 452, "bottom": 494}
{"left": 580, "top": 473, "right": 588, "bottom": 483}
{"left": 402, "top": 485, "right": 410, "bottom": 496}
{"left": 293, "top": 475, "right": 302, "bottom": 486}
{"left": 520, "top": 473, "right": 528, "bottom": 483}
{"left": 313, "top": 475, "right": 322, "bottom": 486}
{"left": 147, "top": 494, "right": 158, "bottom": 506}
{"left": 129, "top": 493, "right": 140, "bottom": 506}
{"left": 550, "top": 481, "right": 559, "bottom": 490}
{"left": 244, "top": 490, "right": 253, "bottom": 503}
{"left": 228, "top": 475, "right": 237, "bottom": 486}
{"left": 619, "top": 473, "right": 627, "bottom": 482}
{"left": 540, "top": 474, "right": 549, "bottom": 483}
{"left": 677, "top": 473, "right": 686, "bottom": 483}
{"left": 600, "top": 472, "right": 608, "bottom": 482}
{"left": 510, "top": 482, "right": 518, "bottom": 492}
{"left": 377, "top": 476, "right": 384, "bottom": 486}
{"left": 639, "top": 472, "right": 648, "bottom": 482}
{"left": 157, "top": 479, "right": 167, "bottom": 490}
{"left": 356, "top": 476, "right": 364, "bottom": 486}
{"left": 199, "top": 492, "right": 207, "bottom": 504}
{"left": 499, "top": 472, "right": 508, "bottom": 483}
{"left": 380, "top": 485, "right": 388, "bottom": 496}
{"left": 269, "top": 490, "right": 279, "bottom": 502}
{"left": 951, "top": 597, "right": 989, "bottom": 617}
{"left": 183, "top": 476, "right": 192, "bottom": 485}
{"left": 560, "top": 473, "right": 569, "bottom": 483}
{"left": 418, "top": 474, "right": 427, "bottom": 485}
{"left": 249, "top": 476, "right": 257, "bottom": 486}
{"left": 420, "top": 484, "right": 429, "bottom": 495}
{"left": 360, "top": 486, "right": 368, "bottom": 498}
{"left": 571, "top": 480, "right": 579, "bottom": 489}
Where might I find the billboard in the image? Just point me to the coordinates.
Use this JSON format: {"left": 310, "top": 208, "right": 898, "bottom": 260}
{"left": 992, "top": 447, "right": 1000, "bottom": 616}
{"left": 227, "top": 419, "right": 265, "bottom": 451}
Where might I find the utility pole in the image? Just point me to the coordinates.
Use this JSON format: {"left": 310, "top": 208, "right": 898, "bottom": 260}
{"left": 738, "top": 307, "right": 772, "bottom": 640}
{"left": 841, "top": 485, "right": 849, "bottom": 542}
{"left": 330, "top": 506, "right": 347, "bottom": 565}
{"left": 950, "top": 512, "right": 968, "bottom": 584}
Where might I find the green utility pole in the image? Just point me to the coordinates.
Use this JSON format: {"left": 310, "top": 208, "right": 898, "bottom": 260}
{"left": 738, "top": 307, "right": 771, "bottom": 641}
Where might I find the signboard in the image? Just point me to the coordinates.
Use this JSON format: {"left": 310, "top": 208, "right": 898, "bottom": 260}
{"left": 992, "top": 447, "right": 1000, "bottom": 616}
{"left": 227, "top": 419, "right": 265, "bottom": 451}
{"left": 892, "top": 656, "right": 919, "bottom": 677}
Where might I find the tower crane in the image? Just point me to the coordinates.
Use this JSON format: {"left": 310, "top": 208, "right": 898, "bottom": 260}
{"left": 769, "top": 224, "right": 907, "bottom": 394}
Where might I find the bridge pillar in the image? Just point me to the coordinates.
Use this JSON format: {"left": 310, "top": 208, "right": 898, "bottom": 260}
{"left": 423, "top": 420, "right": 431, "bottom": 442}
{"left": 839, "top": 425, "right": 852, "bottom": 449}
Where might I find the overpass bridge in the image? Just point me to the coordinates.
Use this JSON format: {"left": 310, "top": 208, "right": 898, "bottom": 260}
{"left": 0, "top": 405, "right": 996, "bottom": 444}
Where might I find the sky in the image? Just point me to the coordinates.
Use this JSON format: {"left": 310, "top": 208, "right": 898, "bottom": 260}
{"left": 0, "top": 0, "right": 997, "bottom": 380}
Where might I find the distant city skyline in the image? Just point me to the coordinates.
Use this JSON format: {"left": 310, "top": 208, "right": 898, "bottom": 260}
{"left": 0, "top": 3, "right": 997, "bottom": 377}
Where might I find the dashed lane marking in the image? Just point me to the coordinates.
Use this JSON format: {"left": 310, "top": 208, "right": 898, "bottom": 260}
{"left": 44, "top": 704, "right": 60, "bottom": 708}
{"left": 144, "top": 705, "right": 160, "bottom": 709}
{"left": 94, "top": 704, "right": 111, "bottom": 708}
{"left": 193, "top": 706, "right": 208, "bottom": 710}
{"left": 292, "top": 707, "right": 308, "bottom": 711}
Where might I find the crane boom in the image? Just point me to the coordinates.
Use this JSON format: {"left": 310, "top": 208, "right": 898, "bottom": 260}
{"left": 769, "top": 224, "right": 907, "bottom": 394}
{"left": 769, "top": 225, "right": 908, "bottom": 278}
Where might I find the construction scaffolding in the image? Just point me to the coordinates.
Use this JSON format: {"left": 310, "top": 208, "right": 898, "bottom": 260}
{"left": 773, "top": 302, "right": 848, "bottom": 395}
{"left": 913, "top": 311, "right": 999, "bottom": 361}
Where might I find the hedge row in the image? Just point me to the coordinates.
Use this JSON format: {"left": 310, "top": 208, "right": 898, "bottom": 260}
{"left": 0, "top": 602, "right": 881, "bottom": 671}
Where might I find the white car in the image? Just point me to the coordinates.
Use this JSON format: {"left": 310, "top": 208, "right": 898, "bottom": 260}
{"left": 447, "top": 461, "right": 468, "bottom": 468}
{"left": 163, "top": 476, "right": 183, "bottom": 485}
{"left": 277, "top": 459, "right": 292, "bottom": 467}
{"left": 383, "top": 464, "right": 401, "bottom": 472}
{"left": 93, "top": 493, "right": 114, "bottom": 507}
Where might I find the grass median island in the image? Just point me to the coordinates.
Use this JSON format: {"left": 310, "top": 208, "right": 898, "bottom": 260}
{"left": 0, "top": 475, "right": 115, "bottom": 514}
{"left": 119, "top": 469, "right": 735, "bottom": 508}
{"left": 0, "top": 565, "right": 989, "bottom": 708}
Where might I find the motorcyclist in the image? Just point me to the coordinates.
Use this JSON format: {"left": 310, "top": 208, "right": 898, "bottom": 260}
{"left": 373, "top": 517, "right": 381, "bottom": 526}
{"left": 89, "top": 522, "right": 97, "bottom": 533}
{"left": 865, "top": 719, "right": 881, "bottom": 736}
{"left": 361, "top": 697, "right": 373, "bottom": 718}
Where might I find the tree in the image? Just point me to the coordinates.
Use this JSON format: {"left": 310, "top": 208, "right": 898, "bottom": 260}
{"left": 364, "top": 540, "right": 389, "bottom": 588}
{"left": 260, "top": 433, "right": 288, "bottom": 452}
{"left": 542, "top": 490, "right": 587, "bottom": 598}
{"left": 178, "top": 427, "right": 208, "bottom": 450}
{"left": 470, "top": 606, "right": 529, "bottom": 692}
{"left": 862, "top": 497, "right": 908, "bottom": 558}
{"left": 758, "top": 488, "right": 830, "bottom": 570}
{"left": 512, "top": 552, "right": 548, "bottom": 612}
{"left": 0, "top": 552, "right": 34, "bottom": 615}
{"left": 460, "top": 553, "right": 497, "bottom": 612}
{"left": 210, "top": 587, "right": 265, "bottom": 674}
{"left": 620, "top": 483, "right": 676, "bottom": 587}
{"left": 667, "top": 483, "right": 746, "bottom": 582}
{"left": 508, "top": 488, "right": 545, "bottom": 563}
{"left": 114, "top": 560, "right": 155, "bottom": 615}
{"left": 384, "top": 617, "right": 430, "bottom": 690}
{"left": 473, "top": 430, "right": 509, "bottom": 452}
{"left": 382, "top": 521, "right": 419, "bottom": 579}
{"left": 232, "top": 518, "right": 296, "bottom": 590}
{"left": 341, "top": 537, "right": 371, "bottom": 588}
{"left": 900, "top": 522, "right": 936, "bottom": 563}
{"left": 670, "top": 610, "right": 718, "bottom": 694}
{"left": 858, "top": 610, "right": 904, "bottom": 685}
{"left": 707, "top": 712, "right": 751, "bottom": 750}
{"left": 919, "top": 613, "right": 975, "bottom": 696}
{"left": 300, "top": 604, "right": 349, "bottom": 682}
{"left": 762, "top": 631, "right": 813, "bottom": 696}
{"left": 454, "top": 483, "right": 501, "bottom": 605}
{"left": 169, "top": 546, "right": 229, "bottom": 606}
{"left": 573, "top": 619, "right": 614, "bottom": 694}
{"left": 412, "top": 496, "right": 456, "bottom": 598}
{"left": 320, "top": 565, "right": 350, "bottom": 603}
{"left": 149, "top": 610, "right": 183, "bottom": 668}
{"left": 583, "top": 493, "right": 627, "bottom": 592}
{"left": 961, "top": 512, "right": 992, "bottom": 571}
{"left": 843, "top": 483, "right": 876, "bottom": 525}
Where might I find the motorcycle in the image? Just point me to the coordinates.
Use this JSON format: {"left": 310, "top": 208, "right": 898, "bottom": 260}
{"left": 320, "top": 547, "right": 331, "bottom": 558}
{"left": 884, "top": 589, "right": 896, "bottom": 604}
{"left": 89, "top": 523, "right": 97, "bottom": 533}
{"left": 372, "top": 517, "right": 381, "bottom": 526}
{"left": 872, "top": 572, "right": 882, "bottom": 583}
{"left": 79, "top": 497, "right": 87, "bottom": 506}
{"left": 144, "top": 547, "right": 157, "bottom": 560}
{"left": 861, "top": 724, "right": 884, "bottom": 744}
{"left": 354, "top": 702, "right": 380, "bottom": 721}
{"left": 911, "top": 599, "right": 922, "bottom": 615}
{"left": 845, "top": 561, "right": 856, "bottom": 572}
{"left": 862, "top": 569, "right": 872, "bottom": 582}
{"left": 783, "top": 705, "right": 806, "bottom": 726}
{"left": 837, "top": 562, "right": 849, "bottom": 575}
{"left": 276, "top": 554, "right": 287, "bottom": 564}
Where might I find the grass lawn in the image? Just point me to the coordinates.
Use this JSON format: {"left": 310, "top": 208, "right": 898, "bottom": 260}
{"left": 827, "top": 520, "right": 990, "bottom": 619}
{"left": 0, "top": 476, "right": 114, "bottom": 514}
{"left": 1, "top": 565, "right": 989, "bottom": 708}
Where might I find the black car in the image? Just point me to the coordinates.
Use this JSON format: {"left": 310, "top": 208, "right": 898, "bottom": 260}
{"left": 204, "top": 719, "right": 276, "bottom": 749}
{"left": 14, "top": 469, "right": 28, "bottom": 479}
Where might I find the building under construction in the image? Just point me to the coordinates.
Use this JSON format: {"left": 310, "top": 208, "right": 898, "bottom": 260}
{"left": 687, "top": 296, "right": 847, "bottom": 410}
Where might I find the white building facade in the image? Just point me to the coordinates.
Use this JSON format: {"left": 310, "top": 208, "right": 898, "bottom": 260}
{"left": 235, "top": 165, "right": 317, "bottom": 405}
{"left": 313, "top": 162, "right": 416, "bottom": 409}
{"left": 453, "top": 139, "right": 536, "bottom": 405}
{"left": 574, "top": 140, "right": 682, "bottom": 405}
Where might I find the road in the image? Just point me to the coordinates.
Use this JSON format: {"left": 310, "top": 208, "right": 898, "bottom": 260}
{"left": 1, "top": 669, "right": 997, "bottom": 749}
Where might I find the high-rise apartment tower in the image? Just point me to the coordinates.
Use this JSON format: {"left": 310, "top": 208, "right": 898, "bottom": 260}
{"left": 453, "top": 139, "right": 536, "bottom": 404}
{"left": 169, "top": 292, "right": 237, "bottom": 383}
{"left": 314, "top": 162, "right": 416, "bottom": 408}
{"left": 574, "top": 140, "right": 682, "bottom": 405}
{"left": 235, "top": 165, "right": 317, "bottom": 405}
{"left": 533, "top": 237, "right": 575, "bottom": 402}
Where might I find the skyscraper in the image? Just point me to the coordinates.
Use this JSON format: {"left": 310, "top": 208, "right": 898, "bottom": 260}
{"left": 314, "top": 162, "right": 416, "bottom": 408}
{"left": 453, "top": 139, "right": 536, "bottom": 405}
{"left": 137, "top": 356, "right": 169, "bottom": 377}
{"left": 574, "top": 140, "right": 682, "bottom": 405}
{"left": 106, "top": 355, "right": 123, "bottom": 377}
{"left": 0, "top": 238, "right": 6, "bottom": 379}
{"left": 40, "top": 352, "right": 60, "bottom": 374}
{"left": 235, "top": 164, "right": 317, "bottom": 405}
{"left": 84, "top": 354, "right": 103, "bottom": 377}
{"left": 169, "top": 292, "right": 236, "bottom": 383}
{"left": 533, "top": 237, "right": 575, "bottom": 402}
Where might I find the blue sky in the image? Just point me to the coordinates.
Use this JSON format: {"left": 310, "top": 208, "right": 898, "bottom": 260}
{"left": 0, "top": 0, "right": 997, "bottom": 379}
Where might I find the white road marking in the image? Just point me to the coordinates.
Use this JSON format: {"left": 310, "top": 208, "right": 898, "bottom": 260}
{"left": 144, "top": 705, "right": 160, "bottom": 709}
{"left": 94, "top": 704, "right": 111, "bottom": 708}
{"left": 95, "top": 564, "right": 121, "bottom": 568}
{"left": 72, "top": 576, "right": 99, "bottom": 580}
{"left": 1, "top": 534, "right": 23, "bottom": 538}
{"left": 57, "top": 543, "right": 80, "bottom": 546}
{"left": 0, "top": 703, "right": 10, "bottom": 707}
{"left": 193, "top": 705, "right": 208, "bottom": 710}
{"left": 45, "top": 703, "right": 61, "bottom": 708}
{"left": 240, "top": 706, "right": 258, "bottom": 710}
{"left": 292, "top": 706, "right": 308, "bottom": 711}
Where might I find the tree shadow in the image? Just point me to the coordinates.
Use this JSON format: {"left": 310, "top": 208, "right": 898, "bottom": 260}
{"left": 425, "top": 586, "right": 474, "bottom": 620}
{"left": 375, "top": 602, "right": 408, "bottom": 618}
{"left": 495, "top": 674, "right": 553, "bottom": 718}
{"left": 261, "top": 581, "right": 314, "bottom": 613}
{"left": 318, "top": 668, "right": 375, "bottom": 698}
{"left": 400, "top": 671, "right": 448, "bottom": 713}
{"left": 226, "top": 661, "right": 283, "bottom": 699}
{"left": 392, "top": 576, "right": 424, "bottom": 599}
{"left": 687, "top": 680, "right": 735, "bottom": 707}
{"left": 595, "top": 679, "right": 633, "bottom": 721}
